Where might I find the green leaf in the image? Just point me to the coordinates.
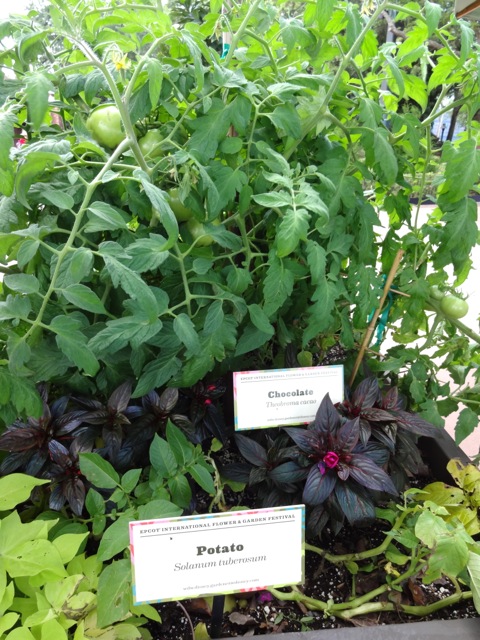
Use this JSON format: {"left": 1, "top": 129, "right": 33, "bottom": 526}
{"left": 203, "top": 300, "right": 224, "bottom": 335}
{"left": 316, "top": 0, "right": 336, "bottom": 31}
{"left": 136, "top": 175, "right": 179, "bottom": 250}
{"left": 59, "top": 284, "right": 107, "bottom": 314}
{"left": 235, "top": 324, "right": 273, "bottom": 357}
{"left": 189, "top": 463, "right": 215, "bottom": 494}
{"left": 146, "top": 58, "right": 163, "bottom": 107}
{"left": 248, "top": 304, "right": 274, "bottom": 336}
{"left": 51, "top": 532, "right": 88, "bottom": 564}
{"left": 166, "top": 421, "right": 193, "bottom": 467}
{"left": 173, "top": 313, "right": 201, "bottom": 354}
{"left": 96, "top": 559, "right": 131, "bottom": 627}
{"left": 149, "top": 434, "right": 178, "bottom": 477}
{"left": 373, "top": 130, "right": 397, "bottom": 185}
{"left": 121, "top": 468, "right": 142, "bottom": 493}
{"left": 0, "top": 474, "right": 49, "bottom": 510}
{"left": 0, "top": 612, "right": 19, "bottom": 635}
{"left": 268, "top": 103, "right": 301, "bottom": 139}
{"left": 306, "top": 240, "right": 326, "bottom": 285}
{"left": 168, "top": 473, "right": 192, "bottom": 508}
{"left": 137, "top": 499, "right": 183, "bottom": 520}
{"left": 3, "top": 274, "right": 40, "bottom": 294}
{"left": 253, "top": 191, "right": 292, "bottom": 208}
{"left": 79, "top": 453, "right": 120, "bottom": 489}
{"left": 441, "top": 140, "right": 480, "bottom": 201}
{"left": 455, "top": 407, "right": 478, "bottom": 445}
{"left": 84, "top": 202, "right": 129, "bottom": 232}
{"left": 89, "top": 316, "right": 162, "bottom": 355}
{"left": 15, "top": 152, "right": 58, "bottom": 209}
{"left": 26, "top": 72, "right": 53, "bottom": 131}
{"left": 467, "top": 550, "right": 480, "bottom": 614}
{"left": 0, "top": 104, "right": 16, "bottom": 171}
{"left": 5, "top": 627, "right": 36, "bottom": 640}
{"left": 187, "top": 98, "right": 231, "bottom": 162}
{"left": 276, "top": 207, "right": 310, "bottom": 257}
{"left": 97, "top": 515, "right": 131, "bottom": 562}
{"left": 126, "top": 234, "right": 169, "bottom": 272}
{"left": 133, "top": 351, "right": 181, "bottom": 397}
{"left": 50, "top": 316, "right": 99, "bottom": 376}
{"left": 459, "top": 21, "right": 474, "bottom": 65}
{"left": 263, "top": 255, "right": 294, "bottom": 316}
{"left": 425, "top": 1, "right": 442, "bottom": 37}
{"left": 39, "top": 188, "right": 74, "bottom": 210}
{"left": 85, "top": 488, "right": 105, "bottom": 517}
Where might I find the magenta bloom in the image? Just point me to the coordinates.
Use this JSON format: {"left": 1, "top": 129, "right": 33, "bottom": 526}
{"left": 323, "top": 451, "right": 339, "bottom": 469}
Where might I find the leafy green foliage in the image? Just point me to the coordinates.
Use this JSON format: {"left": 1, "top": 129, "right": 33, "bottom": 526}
{"left": 0, "top": 0, "right": 478, "bottom": 448}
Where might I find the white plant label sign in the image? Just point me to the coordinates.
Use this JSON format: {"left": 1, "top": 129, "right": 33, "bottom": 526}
{"left": 233, "top": 365, "right": 344, "bottom": 430}
{"left": 130, "top": 505, "right": 305, "bottom": 604}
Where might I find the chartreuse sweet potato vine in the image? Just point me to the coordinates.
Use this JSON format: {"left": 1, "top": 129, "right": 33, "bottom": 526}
{"left": 0, "top": 0, "right": 479, "bottom": 450}
{"left": 269, "top": 465, "right": 480, "bottom": 619}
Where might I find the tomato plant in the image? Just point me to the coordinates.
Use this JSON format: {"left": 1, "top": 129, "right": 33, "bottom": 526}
{"left": 440, "top": 295, "right": 469, "bottom": 319}
{"left": 86, "top": 105, "right": 124, "bottom": 149}
{"left": 0, "top": 0, "right": 479, "bottom": 451}
{"left": 185, "top": 218, "right": 219, "bottom": 246}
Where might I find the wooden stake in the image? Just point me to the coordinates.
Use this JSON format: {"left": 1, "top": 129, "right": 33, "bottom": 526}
{"left": 348, "top": 249, "right": 405, "bottom": 387}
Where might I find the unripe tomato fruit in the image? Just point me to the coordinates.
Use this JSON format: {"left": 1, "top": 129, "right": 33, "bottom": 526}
{"left": 185, "top": 218, "right": 219, "bottom": 247}
{"left": 86, "top": 105, "right": 124, "bottom": 148}
{"left": 138, "top": 129, "right": 163, "bottom": 158}
{"left": 439, "top": 295, "right": 468, "bottom": 319}
{"left": 429, "top": 285, "right": 444, "bottom": 301}
{"left": 168, "top": 188, "right": 194, "bottom": 222}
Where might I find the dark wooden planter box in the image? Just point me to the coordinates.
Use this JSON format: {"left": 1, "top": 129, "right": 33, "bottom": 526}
{"left": 220, "top": 430, "right": 480, "bottom": 639}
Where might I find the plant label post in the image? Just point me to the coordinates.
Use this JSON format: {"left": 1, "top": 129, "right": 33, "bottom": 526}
{"left": 129, "top": 505, "right": 305, "bottom": 633}
{"left": 233, "top": 366, "right": 344, "bottom": 430}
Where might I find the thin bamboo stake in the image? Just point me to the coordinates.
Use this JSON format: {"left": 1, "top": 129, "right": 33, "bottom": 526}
{"left": 349, "top": 249, "right": 405, "bottom": 387}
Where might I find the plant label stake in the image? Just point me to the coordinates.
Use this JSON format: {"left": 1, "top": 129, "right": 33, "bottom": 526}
{"left": 210, "top": 594, "right": 225, "bottom": 639}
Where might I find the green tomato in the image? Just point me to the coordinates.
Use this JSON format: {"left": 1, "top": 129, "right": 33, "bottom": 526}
{"left": 138, "top": 129, "right": 163, "bottom": 158}
{"left": 185, "top": 218, "right": 219, "bottom": 247}
{"left": 168, "top": 188, "right": 194, "bottom": 222}
{"left": 440, "top": 295, "right": 469, "bottom": 319}
{"left": 429, "top": 285, "right": 444, "bottom": 301}
{"left": 86, "top": 105, "right": 124, "bottom": 148}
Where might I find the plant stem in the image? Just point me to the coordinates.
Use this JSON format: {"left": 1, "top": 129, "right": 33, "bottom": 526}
{"left": 223, "top": 0, "right": 263, "bottom": 66}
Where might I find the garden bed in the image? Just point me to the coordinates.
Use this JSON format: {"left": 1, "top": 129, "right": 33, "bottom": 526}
{"left": 145, "top": 430, "right": 480, "bottom": 638}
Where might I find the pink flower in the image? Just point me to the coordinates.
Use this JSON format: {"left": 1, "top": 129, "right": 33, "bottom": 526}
{"left": 323, "top": 451, "right": 339, "bottom": 469}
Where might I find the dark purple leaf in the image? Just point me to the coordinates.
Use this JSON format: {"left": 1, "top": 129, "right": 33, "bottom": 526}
{"left": 348, "top": 454, "right": 397, "bottom": 494}
{"left": 284, "top": 427, "right": 318, "bottom": 454}
{"left": 249, "top": 466, "right": 268, "bottom": 485}
{"left": 268, "top": 461, "right": 309, "bottom": 484}
{"left": 107, "top": 381, "right": 132, "bottom": 413}
{"left": 314, "top": 394, "right": 341, "bottom": 433}
{"left": 307, "top": 504, "right": 329, "bottom": 536}
{"left": 371, "top": 425, "right": 396, "bottom": 451}
{"left": 103, "top": 424, "right": 123, "bottom": 459}
{"left": 336, "top": 462, "right": 350, "bottom": 481}
{"left": 393, "top": 411, "right": 438, "bottom": 437}
{"left": 352, "top": 377, "right": 379, "bottom": 410}
{"left": 334, "top": 482, "right": 375, "bottom": 524}
{"left": 124, "top": 406, "right": 143, "bottom": 420}
{"left": 49, "top": 484, "right": 66, "bottom": 511}
{"left": 55, "top": 410, "right": 86, "bottom": 435}
{"left": 82, "top": 409, "right": 110, "bottom": 425}
{"left": 303, "top": 465, "right": 336, "bottom": 505}
{"left": 25, "top": 450, "right": 48, "bottom": 476}
{"left": 50, "top": 396, "right": 70, "bottom": 419}
{"left": 219, "top": 462, "right": 251, "bottom": 484}
{"left": 72, "top": 396, "right": 103, "bottom": 410}
{"left": 48, "top": 440, "right": 71, "bottom": 466}
{"left": 361, "top": 408, "right": 394, "bottom": 422}
{"left": 190, "top": 398, "right": 206, "bottom": 426}
{"left": 0, "top": 427, "right": 43, "bottom": 451}
{"left": 204, "top": 403, "right": 230, "bottom": 442}
{"left": 63, "top": 476, "right": 86, "bottom": 516}
{"left": 359, "top": 419, "right": 371, "bottom": 445}
{"left": 0, "top": 451, "right": 31, "bottom": 474}
{"left": 159, "top": 387, "right": 179, "bottom": 412}
{"left": 70, "top": 428, "right": 97, "bottom": 456}
{"left": 354, "top": 442, "right": 390, "bottom": 466}
{"left": 381, "top": 387, "right": 400, "bottom": 410}
{"left": 235, "top": 434, "right": 267, "bottom": 466}
{"left": 336, "top": 418, "right": 359, "bottom": 452}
